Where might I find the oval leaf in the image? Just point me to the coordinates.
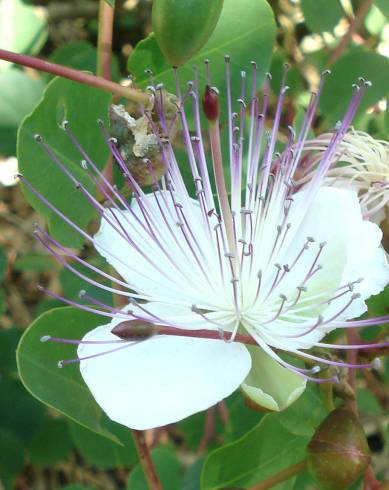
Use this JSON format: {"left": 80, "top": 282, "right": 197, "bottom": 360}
{"left": 18, "top": 77, "right": 111, "bottom": 247}
{"left": 320, "top": 50, "right": 389, "bottom": 126}
{"left": 152, "top": 0, "right": 224, "bottom": 66}
{"left": 17, "top": 306, "right": 121, "bottom": 444}
{"left": 128, "top": 0, "right": 275, "bottom": 119}
{"left": 201, "top": 414, "right": 309, "bottom": 489}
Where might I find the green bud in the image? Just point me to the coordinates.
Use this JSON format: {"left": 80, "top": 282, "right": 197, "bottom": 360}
{"left": 152, "top": 0, "right": 224, "bottom": 66}
{"left": 307, "top": 407, "right": 370, "bottom": 490}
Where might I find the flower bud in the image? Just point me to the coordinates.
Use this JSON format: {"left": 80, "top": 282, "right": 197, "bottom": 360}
{"left": 202, "top": 85, "right": 219, "bottom": 122}
{"left": 307, "top": 407, "right": 370, "bottom": 490}
{"left": 152, "top": 0, "right": 223, "bottom": 66}
{"left": 111, "top": 320, "right": 158, "bottom": 340}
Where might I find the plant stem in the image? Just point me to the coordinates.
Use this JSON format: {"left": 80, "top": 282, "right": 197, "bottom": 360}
{"left": 326, "top": 0, "right": 373, "bottom": 66}
{"left": 0, "top": 48, "right": 149, "bottom": 105}
{"left": 131, "top": 430, "right": 162, "bottom": 490}
{"left": 209, "top": 120, "right": 235, "bottom": 251}
{"left": 249, "top": 460, "right": 307, "bottom": 490}
{"left": 346, "top": 328, "right": 359, "bottom": 414}
{"left": 97, "top": 0, "right": 115, "bottom": 80}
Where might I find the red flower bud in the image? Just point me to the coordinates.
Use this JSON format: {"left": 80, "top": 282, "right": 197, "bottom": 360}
{"left": 202, "top": 85, "right": 219, "bottom": 122}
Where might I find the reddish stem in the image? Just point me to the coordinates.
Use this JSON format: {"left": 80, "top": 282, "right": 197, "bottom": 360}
{"left": 131, "top": 430, "right": 162, "bottom": 490}
{"left": 327, "top": 0, "right": 374, "bottom": 66}
{"left": 97, "top": 0, "right": 114, "bottom": 80}
{"left": 157, "top": 326, "right": 257, "bottom": 346}
{"left": 0, "top": 48, "right": 149, "bottom": 104}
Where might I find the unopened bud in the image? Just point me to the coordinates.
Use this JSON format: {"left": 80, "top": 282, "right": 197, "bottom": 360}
{"left": 307, "top": 407, "right": 370, "bottom": 489}
{"left": 111, "top": 320, "right": 158, "bottom": 340}
{"left": 202, "top": 85, "right": 219, "bottom": 122}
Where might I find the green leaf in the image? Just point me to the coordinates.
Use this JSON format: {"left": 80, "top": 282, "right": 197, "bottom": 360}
{"left": 105, "top": 0, "right": 115, "bottom": 6}
{"left": 18, "top": 77, "right": 111, "bottom": 247}
{"left": 201, "top": 414, "right": 309, "bottom": 490}
{"left": 14, "top": 253, "right": 57, "bottom": 272}
{"left": 0, "top": 0, "right": 48, "bottom": 72}
{"left": 152, "top": 0, "right": 223, "bottom": 66}
{"left": 128, "top": 0, "right": 275, "bottom": 119}
{"left": 182, "top": 458, "right": 204, "bottom": 490}
{"left": 270, "top": 52, "right": 302, "bottom": 96}
{"left": 319, "top": 50, "right": 389, "bottom": 126}
{"left": 0, "top": 427, "right": 24, "bottom": 486}
{"left": 69, "top": 421, "right": 137, "bottom": 469}
{"left": 375, "top": 0, "right": 389, "bottom": 19}
{"left": 61, "top": 486, "right": 94, "bottom": 490}
{"left": 0, "top": 378, "right": 45, "bottom": 443}
{"left": 365, "top": 5, "right": 386, "bottom": 36}
{"left": 59, "top": 258, "right": 113, "bottom": 306}
{"left": 28, "top": 418, "right": 73, "bottom": 466}
{"left": 17, "top": 306, "right": 121, "bottom": 444}
{"left": 356, "top": 388, "right": 382, "bottom": 416}
{"left": 385, "top": 99, "right": 389, "bottom": 137}
{"left": 0, "top": 247, "right": 6, "bottom": 281}
{"left": 0, "top": 328, "right": 22, "bottom": 376}
{"left": 127, "top": 446, "right": 182, "bottom": 490}
{"left": 47, "top": 41, "right": 121, "bottom": 82}
{"left": 300, "top": 0, "right": 343, "bottom": 33}
{"left": 277, "top": 385, "right": 328, "bottom": 437}
{"left": 0, "top": 69, "right": 45, "bottom": 155}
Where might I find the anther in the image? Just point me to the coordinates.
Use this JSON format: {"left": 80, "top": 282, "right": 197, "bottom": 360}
{"left": 78, "top": 289, "right": 86, "bottom": 298}
{"left": 372, "top": 358, "right": 381, "bottom": 370}
{"left": 34, "top": 134, "right": 43, "bottom": 142}
{"left": 61, "top": 120, "right": 69, "bottom": 130}
{"left": 57, "top": 360, "right": 64, "bottom": 368}
{"left": 309, "top": 365, "right": 321, "bottom": 374}
{"left": 81, "top": 160, "right": 88, "bottom": 170}
{"left": 40, "top": 335, "right": 51, "bottom": 342}
{"left": 351, "top": 293, "right": 361, "bottom": 300}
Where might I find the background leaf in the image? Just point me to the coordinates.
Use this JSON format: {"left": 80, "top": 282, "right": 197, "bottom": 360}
{"left": 28, "top": 418, "right": 73, "bottom": 466}
{"left": 47, "top": 41, "right": 121, "bottom": 82}
{"left": 127, "top": 446, "right": 182, "bottom": 490}
{"left": 17, "top": 306, "right": 121, "bottom": 444}
{"left": 69, "top": 420, "right": 137, "bottom": 469}
{"left": 0, "top": 69, "right": 45, "bottom": 155}
{"left": 319, "top": 50, "right": 389, "bottom": 126}
{"left": 0, "top": 0, "right": 48, "bottom": 72}
{"left": 201, "top": 414, "right": 309, "bottom": 489}
{"left": 18, "top": 77, "right": 111, "bottom": 247}
{"left": 128, "top": 0, "right": 276, "bottom": 120}
{"left": 300, "top": 0, "right": 343, "bottom": 33}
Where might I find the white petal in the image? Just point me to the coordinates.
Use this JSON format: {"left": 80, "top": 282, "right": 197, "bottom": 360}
{"left": 260, "top": 187, "right": 389, "bottom": 349}
{"left": 241, "top": 346, "right": 306, "bottom": 411}
{"left": 93, "top": 192, "right": 222, "bottom": 306}
{"left": 78, "top": 322, "right": 251, "bottom": 430}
